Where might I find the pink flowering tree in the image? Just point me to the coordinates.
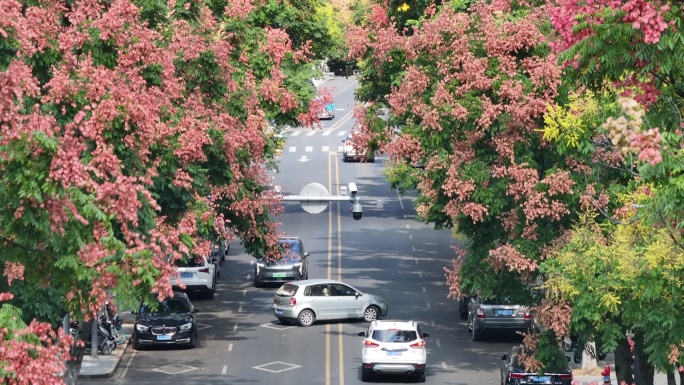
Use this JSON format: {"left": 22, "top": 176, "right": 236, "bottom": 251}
{"left": 0, "top": 0, "right": 324, "bottom": 382}
{"left": 347, "top": 0, "right": 612, "bottom": 370}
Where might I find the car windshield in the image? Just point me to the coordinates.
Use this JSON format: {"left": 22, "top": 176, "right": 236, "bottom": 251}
{"left": 371, "top": 329, "right": 418, "bottom": 343}
{"left": 256, "top": 240, "right": 302, "bottom": 263}
{"left": 139, "top": 298, "right": 190, "bottom": 314}
{"left": 275, "top": 284, "right": 298, "bottom": 297}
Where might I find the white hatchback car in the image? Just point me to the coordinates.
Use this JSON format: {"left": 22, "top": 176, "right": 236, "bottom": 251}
{"left": 358, "top": 320, "right": 429, "bottom": 382}
{"left": 172, "top": 255, "right": 216, "bottom": 299}
{"left": 342, "top": 131, "right": 375, "bottom": 163}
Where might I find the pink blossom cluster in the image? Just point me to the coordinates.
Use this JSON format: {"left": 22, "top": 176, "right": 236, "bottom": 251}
{"left": 602, "top": 97, "right": 663, "bottom": 166}
{"left": 487, "top": 244, "right": 539, "bottom": 274}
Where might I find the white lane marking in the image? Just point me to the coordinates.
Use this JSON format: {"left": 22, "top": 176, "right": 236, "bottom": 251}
{"left": 426, "top": 302, "right": 431, "bottom": 310}
{"left": 291, "top": 131, "right": 301, "bottom": 136}
{"left": 431, "top": 320, "right": 435, "bottom": 327}
{"left": 305, "top": 146, "right": 313, "bottom": 152}
{"left": 222, "top": 365, "right": 227, "bottom": 374}
{"left": 406, "top": 224, "right": 410, "bottom": 229}
{"left": 288, "top": 146, "right": 296, "bottom": 152}
{"left": 337, "top": 146, "right": 343, "bottom": 152}
{"left": 338, "top": 131, "right": 347, "bottom": 136}
{"left": 442, "top": 361, "right": 447, "bottom": 369}
{"left": 415, "top": 258, "right": 419, "bottom": 264}
{"left": 412, "top": 246, "right": 416, "bottom": 252}
{"left": 233, "top": 324, "right": 238, "bottom": 332}
{"left": 422, "top": 287, "right": 427, "bottom": 293}
{"left": 436, "top": 339, "right": 441, "bottom": 348}
{"left": 306, "top": 131, "right": 316, "bottom": 136}
{"left": 243, "top": 289, "right": 247, "bottom": 296}
{"left": 397, "top": 189, "right": 405, "bottom": 210}
{"left": 418, "top": 272, "right": 423, "bottom": 278}
{"left": 238, "top": 305, "right": 243, "bottom": 313}
{"left": 120, "top": 348, "right": 137, "bottom": 378}
{"left": 322, "top": 146, "right": 329, "bottom": 152}
{"left": 322, "top": 131, "right": 332, "bottom": 136}
{"left": 246, "top": 274, "right": 251, "bottom": 280}
{"left": 409, "top": 235, "right": 413, "bottom": 240}
{"left": 250, "top": 259, "right": 254, "bottom": 265}
{"left": 228, "top": 343, "right": 233, "bottom": 352}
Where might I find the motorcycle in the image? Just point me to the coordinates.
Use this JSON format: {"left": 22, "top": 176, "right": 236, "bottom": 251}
{"left": 69, "top": 318, "right": 116, "bottom": 355}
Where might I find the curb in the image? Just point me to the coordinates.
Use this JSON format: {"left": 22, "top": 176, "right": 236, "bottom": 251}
{"left": 78, "top": 325, "right": 132, "bottom": 379}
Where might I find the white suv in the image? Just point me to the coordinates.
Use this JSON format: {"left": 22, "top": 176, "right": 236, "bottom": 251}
{"left": 172, "top": 255, "right": 216, "bottom": 299}
{"left": 342, "top": 131, "right": 375, "bottom": 163}
{"left": 358, "top": 320, "right": 429, "bottom": 382}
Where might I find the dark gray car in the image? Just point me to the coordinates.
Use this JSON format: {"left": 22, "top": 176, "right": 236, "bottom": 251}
{"left": 254, "top": 237, "right": 309, "bottom": 287}
{"left": 467, "top": 294, "right": 531, "bottom": 341}
{"left": 272, "top": 279, "right": 389, "bottom": 326}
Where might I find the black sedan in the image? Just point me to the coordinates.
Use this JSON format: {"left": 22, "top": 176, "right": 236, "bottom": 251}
{"left": 500, "top": 345, "right": 573, "bottom": 385}
{"left": 132, "top": 292, "right": 199, "bottom": 349}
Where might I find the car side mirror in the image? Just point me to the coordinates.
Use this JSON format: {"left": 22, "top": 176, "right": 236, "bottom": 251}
{"left": 422, "top": 332, "right": 430, "bottom": 338}
{"left": 501, "top": 354, "right": 508, "bottom": 361}
{"left": 193, "top": 308, "right": 200, "bottom": 313}
{"left": 355, "top": 292, "right": 361, "bottom": 298}
{"left": 304, "top": 252, "right": 310, "bottom": 258}
{"left": 358, "top": 331, "right": 367, "bottom": 337}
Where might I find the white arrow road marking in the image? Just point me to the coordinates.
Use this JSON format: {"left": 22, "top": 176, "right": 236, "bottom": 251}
{"left": 297, "top": 155, "right": 310, "bottom": 162}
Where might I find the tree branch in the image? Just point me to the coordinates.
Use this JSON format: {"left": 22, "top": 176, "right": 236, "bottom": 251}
{"left": 1, "top": 237, "right": 59, "bottom": 260}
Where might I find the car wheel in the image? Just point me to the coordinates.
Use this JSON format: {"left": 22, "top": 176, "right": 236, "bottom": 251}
{"left": 187, "top": 334, "right": 196, "bottom": 349}
{"left": 207, "top": 281, "right": 215, "bottom": 299}
{"left": 298, "top": 309, "right": 315, "bottom": 327}
{"left": 363, "top": 306, "right": 380, "bottom": 322}
{"left": 133, "top": 338, "right": 143, "bottom": 351}
{"left": 415, "top": 370, "right": 426, "bottom": 383}
{"left": 100, "top": 341, "right": 114, "bottom": 355}
{"left": 472, "top": 326, "right": 482, "bottom": 341}
{"left": 361, "top": 369, "right": 372, "bottom": 382}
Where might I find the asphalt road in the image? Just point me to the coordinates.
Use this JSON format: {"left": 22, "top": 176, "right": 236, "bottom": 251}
{"left": 79, "top": 75, "right": 525, "bottom": 385}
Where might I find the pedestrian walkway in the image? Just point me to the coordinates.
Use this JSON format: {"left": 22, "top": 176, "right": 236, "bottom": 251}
{"left": 79, "top": 324, "right": 133, "bottom": 378}
{"left": 573, "top": 372, "right": 672, "bottom": 385}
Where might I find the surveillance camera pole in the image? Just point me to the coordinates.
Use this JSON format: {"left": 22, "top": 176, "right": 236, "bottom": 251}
{"left": 279, "top": 182, "right": 361, "bottom": 218}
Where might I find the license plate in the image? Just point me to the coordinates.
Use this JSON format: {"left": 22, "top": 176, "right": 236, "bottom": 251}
{"left": 498, "top": 309, "right": 513, "bottom": 316}
{"left": 157, "top": 335, "right": 172, "bottom": 341}
{"left": 180, "top": 272, "right": 193, "bottom": 278}
{"left": 275, "top": 309, "right": 284, "bottom": 315}
{"left": 386, "top": 351, "right": 402, "bottom": 356}
{"left": 530, "top": 376, "right": 550, "bottom": 383}
{"left": 272, "top": 273, "right": 287, "bottom": 278}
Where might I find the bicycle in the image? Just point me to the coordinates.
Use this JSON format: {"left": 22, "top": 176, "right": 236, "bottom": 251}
{"left": 111, "top": 315, "right": 126, "bottom": 345}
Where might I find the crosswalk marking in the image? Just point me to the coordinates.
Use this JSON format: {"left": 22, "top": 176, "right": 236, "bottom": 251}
{"left": 306, "top": 131, "right": 316, "bottom": 136}
{"left": 288, "top": 147, "right": 296, "bottom": 152}
{"left": 337, "top": 131, "right": 346, "bottom": 136}
{"left": 322, "top": 131, "right": 332, "bottom": 136}
{"left": 290, "top": 131, "right": 301, "bottom": 136}
{"left": 305, "top": 146, "right": 313, "bottom": 152}
{"left": 322, "top": 146, "right": 329, "bottom": 152}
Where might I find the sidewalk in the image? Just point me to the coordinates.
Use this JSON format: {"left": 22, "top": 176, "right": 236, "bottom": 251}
{"left": 79, "top": 324, "right": 133, "bottom": 378}
{"left": 573, "top": 372, "right": 671, "bottom": 385}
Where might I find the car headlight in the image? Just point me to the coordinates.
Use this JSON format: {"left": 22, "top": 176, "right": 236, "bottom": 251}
{"left": 136, "top": 324, "right": 150, "bottom": 333}
{"left": 179, "top": 322, "right": 193, "bottom": 332}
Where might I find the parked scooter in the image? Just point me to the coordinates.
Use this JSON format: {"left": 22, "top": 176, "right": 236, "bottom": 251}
{"left": 69, "top": 319, "right": 116, "bottom": 355}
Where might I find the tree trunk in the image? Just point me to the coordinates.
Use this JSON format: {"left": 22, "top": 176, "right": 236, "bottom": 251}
{"left": 633, "top": 331, "right": 654, "bottom": 385}
{"left": 581, "top": 342, "right": 598, "bottom": 371}
{"left": 666, "top": 369, "right": 676, "bottom": 385}
{"left": 63, "top": 328, "right": 87, "bottom": 385}
{"left": 615, "top": 337, "right": 634, "bottom": 385}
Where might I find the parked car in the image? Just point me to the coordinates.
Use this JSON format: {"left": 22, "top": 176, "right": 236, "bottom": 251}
{"left": 342, "top": 131, "right": 375, "bottom": 162}
{"left": 500, "top": 345, "right": 573, "bottom": 385}
{"left": 358, "top": 320, "right": 429, "bottom": 383}
{"left": 467, "top": 294, "right": 531, "bottom": 341}
{"left": 272, "top": 279, "right": 389, "bottom": 326}
{"left": 254, "top": 236, "right": 309, "bottom": 287}
{"left": 172, "top": 254, "right": 216, "bottom": 299}
{"left": 208, "top": 250, "right": 221, "bottom": 279}
{"left": 132, "top": 291, "right": 199, "bottom": 350}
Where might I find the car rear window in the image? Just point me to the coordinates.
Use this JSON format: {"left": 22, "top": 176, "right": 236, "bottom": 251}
{"left": 175, "top": 256, "right": 206, "bottom": 267}
{"left": 371, "top": 329, "right": 418, "bottom": 343}
{"left": 275, "top": 284, "right": 299, "bottom": 297}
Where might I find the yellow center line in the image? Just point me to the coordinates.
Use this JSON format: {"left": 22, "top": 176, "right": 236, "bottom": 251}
{"left": 326, "top": 151, "right": 333, "bottom": 385}
{"left": 335, "top": 152, "right": 345, "bottom": 385}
